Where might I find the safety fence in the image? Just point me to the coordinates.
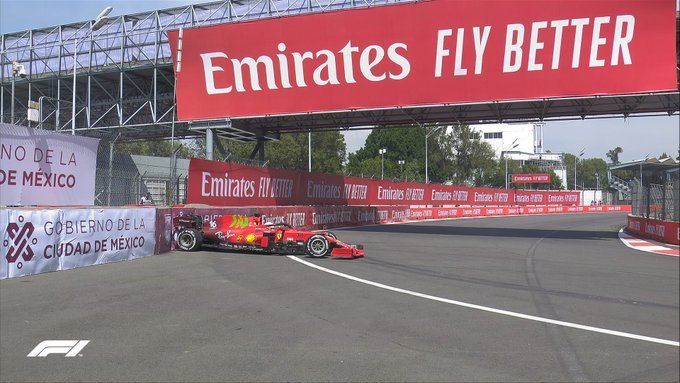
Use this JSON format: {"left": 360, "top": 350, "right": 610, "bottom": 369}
{"left": 630, "top": 179, "right": 679, "bottom": 222}
{"left": 92, "top": 147, "right": 275, "bottom": 206}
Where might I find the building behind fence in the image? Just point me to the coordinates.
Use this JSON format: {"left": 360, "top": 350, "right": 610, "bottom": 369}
{"left": 94, "top": 146, "right": 270, "bottom": 206}
{"left": 95, "top": 150, "right": 188, "bottom": 206}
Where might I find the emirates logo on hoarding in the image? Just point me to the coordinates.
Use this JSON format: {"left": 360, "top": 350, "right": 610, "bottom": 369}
{"left": 4, "top": 215, "right": 37, "bottom": 269}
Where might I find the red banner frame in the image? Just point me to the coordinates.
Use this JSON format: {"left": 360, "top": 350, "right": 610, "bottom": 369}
{"left": 168, "top": 0, "right": 676, "bottom": 120}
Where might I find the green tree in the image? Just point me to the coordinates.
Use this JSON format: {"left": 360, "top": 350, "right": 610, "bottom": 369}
{"left": 449, "top": 124, "right": 497, "bottom": 186}
{"left": 606, "top": 147, "right": 623, "bottom": 164}
{"left": 267, "top": 131, "right": 346, "bottom": 174}
{"left": 194, "top": 131, "right": 346, "bottom": 174}
{"left": 347, "top": 126, "right": 432, "bottom": 181}
{"left": 565, "top": 153, "right": 608, "bottom": 190}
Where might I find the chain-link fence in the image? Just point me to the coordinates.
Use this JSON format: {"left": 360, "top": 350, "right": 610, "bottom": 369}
{"left": 630, "top": 178, "right": 679, "bottom": 221}
{"left": 94, "top": 144, "right": 189, "bottom": 206}
{"left": 93, "top": 142, "right": 270, "bottom": 206}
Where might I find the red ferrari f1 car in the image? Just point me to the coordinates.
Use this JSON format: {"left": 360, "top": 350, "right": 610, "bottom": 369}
{"left": 173, "top": 214, "right": 364, "bottom": 258}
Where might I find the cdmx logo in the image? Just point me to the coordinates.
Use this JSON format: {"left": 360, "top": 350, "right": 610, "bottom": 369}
{"left": 4, "top": 215, "right": 38, "bottom": 269}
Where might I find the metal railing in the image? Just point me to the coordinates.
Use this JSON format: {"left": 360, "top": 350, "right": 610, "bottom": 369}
{"left": 630, "top": 179, "right": 679, "bottom": 221}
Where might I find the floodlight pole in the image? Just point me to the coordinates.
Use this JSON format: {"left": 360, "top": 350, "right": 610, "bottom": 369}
{"left": 10, "top": 61, "right": 22, "bottom": 124}
{"left": 574, "top": 149, "right": 584, "bottom": 190}
{"left": 11, "top": 70, "right": 15, "bottom": 124}
{"left": 504, "top": 139, "right": 519, "bottom": 189}
{"left": 379, "top": 148, "right": 387, "bottom": 180}
{"left": 425, "top": 124, "right": 443, "bottom": 184}
{"left": 505, "top": 153, "right": 509, "bottom": 189}
{"left": 72, "top": 7, "right": 112, "bottom": 136}
{"left": 71, "top": 39, "right": 79, "bottom": 135}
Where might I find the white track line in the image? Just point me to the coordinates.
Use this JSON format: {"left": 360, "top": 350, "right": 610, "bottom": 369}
{"left": 287, "top": 256, "right": 679, "bottom": 347}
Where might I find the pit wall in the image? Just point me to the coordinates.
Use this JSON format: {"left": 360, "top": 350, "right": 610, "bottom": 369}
{"left": 626, "top": 215, "right": 680, "bottom": 245}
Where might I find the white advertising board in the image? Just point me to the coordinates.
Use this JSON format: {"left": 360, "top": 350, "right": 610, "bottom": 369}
{"left": 0, "top": 123, "right": 100, "bottom": 206}
{"left": 1, "top": 207, "right": 156, "bottom": 279}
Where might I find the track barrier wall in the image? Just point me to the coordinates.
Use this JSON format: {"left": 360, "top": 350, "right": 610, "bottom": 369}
{"left": 187, "top": 159, "right": 581, "bottom": 207}
{"left": 1, "top": 204, "right": 631, "bottom": 279}
{"left": 1, "top": 206, "right": 157, "bottom": 279}
{"left": 169, "top": 204, "right": 631, "bottom": 231}
{"left": 626, "top": 215, "right": 680, "bottom": 245}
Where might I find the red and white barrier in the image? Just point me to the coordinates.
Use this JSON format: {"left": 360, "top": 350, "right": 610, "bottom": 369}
{"left": 626, "top": 215, "right": 680, "bottom": 245}
{"left": 168, "top": 204, "right": 631, "bottom": 232}
{"left": 186, "top": 158, "right": 581, "bottom": 207}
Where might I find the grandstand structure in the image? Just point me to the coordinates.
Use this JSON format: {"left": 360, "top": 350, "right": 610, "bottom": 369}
{"left": 2, "top": 1, "right": 679, "bottom": 149}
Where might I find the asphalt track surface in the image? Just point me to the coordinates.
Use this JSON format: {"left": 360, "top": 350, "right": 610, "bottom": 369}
{"left": 1, "top": 212, "right": 678, "bottom": 382}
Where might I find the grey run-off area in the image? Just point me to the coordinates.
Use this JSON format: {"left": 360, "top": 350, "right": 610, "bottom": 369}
{"left": 1, "top": 212, "right": 678, "bottom": 382}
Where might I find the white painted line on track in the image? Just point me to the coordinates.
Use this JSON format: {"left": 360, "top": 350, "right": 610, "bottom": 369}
{"left": 287, "top": 255, "right": 679, "bottom": 347}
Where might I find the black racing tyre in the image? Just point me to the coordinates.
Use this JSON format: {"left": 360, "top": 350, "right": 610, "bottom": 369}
{"left": 305, "top": 234, "right": 330, "bottom": 258}
{"left": 176, "top": 228, "right": 203, "bottom": 251}
{"left": 325, "top": 232, "right": 337, "bottom": 240}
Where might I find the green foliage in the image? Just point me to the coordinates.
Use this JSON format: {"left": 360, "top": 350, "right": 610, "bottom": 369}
{"left": 267, "top": 131, "right": 346, "bottom": 174}
{"left": 345, "top": 123, "right": 500, "bottom": 185}
{"left": 564, "top": 153, "right": 608, "bottom": 190}
{"left": 606, "top": 147, "right": 623, "bottom": 164}
{"left": 195, "top": 131, "right": 346, "bottom": 174}
{"left": 346, "top": 126, "right": 429, "bottom": 181}
{"left": 448, "top": 124, "right": 497, "bottom": 186}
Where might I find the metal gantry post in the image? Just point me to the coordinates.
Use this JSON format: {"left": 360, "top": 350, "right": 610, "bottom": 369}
{"left": 206, "top": 128, "right": 214, "bottom": 160}
{"left": 10, "top": 73, "right": 15, "bottom": 124}
{"left": 72, "top": 38, "right": 78, "bottom": 135}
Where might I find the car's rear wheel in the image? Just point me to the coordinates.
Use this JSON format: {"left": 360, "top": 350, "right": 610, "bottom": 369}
{"left": 176, "top": 228, "right": 203, "bottom": 251}
{"left": 305, "top": 234, "right": 330, "bottom": 257}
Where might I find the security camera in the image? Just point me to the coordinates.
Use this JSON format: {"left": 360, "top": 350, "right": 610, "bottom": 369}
{"left": 17, "top": 64, "right": 26, "bottom": 78}
{"left": 12, "top": 61, "right": 26, "bottom": 78}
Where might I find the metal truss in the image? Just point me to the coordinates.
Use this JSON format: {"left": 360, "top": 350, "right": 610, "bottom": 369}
{"left": 1, "top": 0, "right": 678, "bottom": 143}
{"left": 0, "top": 0, "right": 412, "bottom": 141}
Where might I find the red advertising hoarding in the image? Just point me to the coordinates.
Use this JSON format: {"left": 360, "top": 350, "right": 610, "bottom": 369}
{"left": 187, "top": 158, "right": 580, "bottom": 207}
{"left": 627, "top": 215, "right": 680, "bottom": 245}
{"left": 512, "top": 173, "right": 551, "bottom": 183}
{"left": 168, "top": 0, "right": 676, "bottom": 120}
{"left": 168, "top": 205, "right": 630, "bottom": 233}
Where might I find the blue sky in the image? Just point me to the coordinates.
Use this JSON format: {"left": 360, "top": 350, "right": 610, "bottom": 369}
{"left": 2, "top": 0, "right": 678, "bottom": 161}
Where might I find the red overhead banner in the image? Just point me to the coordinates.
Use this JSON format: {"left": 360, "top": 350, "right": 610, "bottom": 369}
{"left": 168, "top": 0, "right": 676, "bottom": 120}
{"left": 187, "top": 158, "right": 580, "bottom": 207}
{"left": 512, "top": 173, "right": 551, "bottom": 183}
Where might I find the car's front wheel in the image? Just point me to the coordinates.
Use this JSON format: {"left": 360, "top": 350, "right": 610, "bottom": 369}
{"left": 176, "top": 228, "right": 203, "bottom": 251}
{"left": 305, "top": 234, "right": 330, "bottom": 257}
